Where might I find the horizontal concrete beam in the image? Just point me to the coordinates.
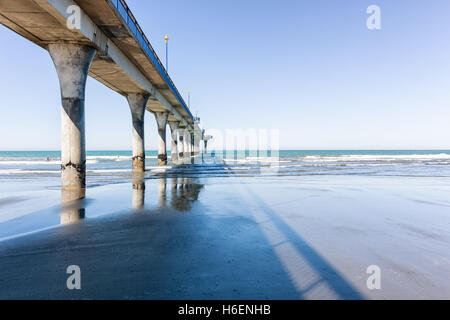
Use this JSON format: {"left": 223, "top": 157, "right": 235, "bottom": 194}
{"left": 37, "top": 0, "right": 195, "bottom": 131}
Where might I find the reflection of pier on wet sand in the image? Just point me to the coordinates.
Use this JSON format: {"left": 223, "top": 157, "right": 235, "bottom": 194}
{"left": 1, "top": 175, "right": 450, "bottom": 299}
{"left": 0, "top": 175, "right": 361, "bottom": 300}
{"left": 60, "top": 174, "right": 205, "bottom": 225}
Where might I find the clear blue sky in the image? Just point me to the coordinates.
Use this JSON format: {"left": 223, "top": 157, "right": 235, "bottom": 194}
{"left": 0, "top": 0, "right": 450, "bottom": 150}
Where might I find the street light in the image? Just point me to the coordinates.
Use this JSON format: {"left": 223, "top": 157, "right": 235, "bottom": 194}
{"left": 188, "top": 90, "right": 191, "bottom": 108}
{"left": 164, "top": 35, "right": 169, "bottom": 72}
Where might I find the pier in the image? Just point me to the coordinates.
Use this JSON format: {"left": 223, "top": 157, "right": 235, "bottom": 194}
{"left": 0, "top": 0, "right": 208, "bottom": 193}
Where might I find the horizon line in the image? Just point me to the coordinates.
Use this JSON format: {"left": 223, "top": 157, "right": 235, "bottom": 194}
{"left": 1, "top": 149, "right": 450, "bottom": 152}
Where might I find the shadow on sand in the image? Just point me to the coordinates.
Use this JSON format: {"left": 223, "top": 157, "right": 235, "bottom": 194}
{"left": 242, "top": 185, "right": 363, "bottom": 299}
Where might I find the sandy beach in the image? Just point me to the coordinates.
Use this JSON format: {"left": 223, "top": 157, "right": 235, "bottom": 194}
{"left": 1, "top": 0, "right": 450, "bottom": 304}
{"left": 1, "top": 171, "right": 449, "bottom": 299}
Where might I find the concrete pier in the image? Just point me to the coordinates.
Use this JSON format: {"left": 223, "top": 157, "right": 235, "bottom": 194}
{"left": 191, "top": 133, "right": 196, "bottom": 156}
{"left": 168, "top": 121, "right": 180, "bottom": 164}
{"left": 127, "top": 93, "right": 150, "bottom": 172}
{"left": 178, "top": 130, "right": 185, "bottom": 160}
{"left": 2, "top": 2, "right": 207, "bottom": 195}
{"left": 203, "top": 135, "right": 212, "bottom": 155}
{"left": 189, "top": 133, "right": 194, "bottom": 159}
{"left": 154, "top": 112, "right": 169, "bottom": 166}
{"left": 190, "top": 133, "right": 195, "bottom": 164}
{"left": 48, "top": 43, "right": 96, "bottom": 192}
{"left": 184, "top": 131, "right": 191, "bottom": 161}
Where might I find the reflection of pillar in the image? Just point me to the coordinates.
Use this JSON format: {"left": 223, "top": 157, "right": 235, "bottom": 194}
{"left": 158, "top": 177, "right": 167, "bottom": 207}
{"left": 170, "top": 177, "right": 178, "bottom": 208}
{"left": 132, "top": 180, "right": 145, "bottom": 210}
{"left": 127, "top": 93, "right": 150, "bottom": 172}
{"left": 171, "top": 177, "right": 178, "bottom": 190}
{"left": 154, "top": 112, "right": 169, "bottom": 166}
{"left": 169, "top": 177, "right": 204, "bottom": 211}
{"left": 48, "top": 43, "right": 96, "bottom": 193}
{"left": 168, "top": 121, "right": 180, "bottom": 164}
{"left": 60, "top": 188, "right": 86, "bottom": 225}
{"left": 182, "top": 177, "right": 189, "bottom": 189}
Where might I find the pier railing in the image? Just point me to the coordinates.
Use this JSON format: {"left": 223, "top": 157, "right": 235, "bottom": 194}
{"left": 108, "top": 0, "right": 194, "bottom": 122}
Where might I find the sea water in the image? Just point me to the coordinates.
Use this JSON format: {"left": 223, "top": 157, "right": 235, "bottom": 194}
{"left": 1, "top": 150, "right": 449, "bottom": 183}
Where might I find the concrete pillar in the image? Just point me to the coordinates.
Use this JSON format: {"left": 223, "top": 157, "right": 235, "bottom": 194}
{"left": 196, "top": 140, "right": 201, "bottom": 155}
{"left": 127, "top": 93, "right": 150, "bottom": 172}
{"left": 184, "top": 131, "right": 191, "bottom": 161}
{"left": 178, "top": 130, "right": 185, "bottom": 160}
{"left": 189, "top": 133, "right": 193, "bottom": 158}
{"left": 154, "top": 112, "right": 169, "bottom": 166}
{"left": 190, "top": 133, "right": 195, "bottom": 164}
{"left": 192, "top": 135, "right": 201, "bottom": 164}
{"left": 191, "top": 133, "right": 195, "bottom": 156}
{"left": 48, "top": 43, "right": 96, "bottom": 193}
{"left": 168, "top": 121, "right": 180, "bottom": 165}
{"left": 204, "top": 140, "right": 208, "bottom": 154}
{"left": 193, "top": 133, "right": 200, "bottom": 156}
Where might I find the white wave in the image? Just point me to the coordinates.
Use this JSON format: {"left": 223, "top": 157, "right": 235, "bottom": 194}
{"left": 223, "top": 157, "right": 289, "bottom": 164}
{"left": 302, "top": 154, "right": 450, "bottom": 162}
{"left": 0, "top": 160, "right": 61, "bottom": 165}
{"left": 87, "top": 155, "right": 125, "bottom": 160}
{"left": 0, "top": 169, "right": 58, "bottom": 174}
{"left": 0, "top": 169, "right": 21, "bottom": 174}
{"left": 88, "top": 169, "right": 131, "bottom": 173}
{"left": 86, "top": 155, "right": 158, "bottom": 161}
{"left": 0, "top": 160, "right": 98, "bottom": 165}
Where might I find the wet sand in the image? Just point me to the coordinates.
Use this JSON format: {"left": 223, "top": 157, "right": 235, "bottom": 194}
{"left": 0, "top": 174, "right": 449, "bottom": 299}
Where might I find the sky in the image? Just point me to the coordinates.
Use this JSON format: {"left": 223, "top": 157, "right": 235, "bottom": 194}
{"left": 0, "top": 0, "right": 450, "bottom": 150}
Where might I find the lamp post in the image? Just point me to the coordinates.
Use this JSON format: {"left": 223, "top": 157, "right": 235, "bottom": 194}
{"left": 164, "top": 35, "right": 169, "bottom": 72}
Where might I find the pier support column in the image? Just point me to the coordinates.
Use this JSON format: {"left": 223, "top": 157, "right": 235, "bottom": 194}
{"left": 190, "top": 134, "right": 195, "bottom": 157}
{"left": 184, "top": 130, "right": 191, "bottom": 161}
{"left": 168, "top": 121, "right": 180, "bottom": 164}
{"left": 190, "top": 133, "right": 195, "bottom": 164}
{"left": 196, "top": 140, "right": 201, "bottom": 155}
{"left": 193, "top": 135, "right": 201, "bottom": 164}
{"left": 48, "top": 43, "right": 96, "bottom": 193}
{"left": 178, "top": 130, "right": 185, "bottom": 161}
{"left": 154, "top": 112, "right": 169, "bottom": 166}
{"left": 127, "top": 93, "right": 150, "bottom": 172}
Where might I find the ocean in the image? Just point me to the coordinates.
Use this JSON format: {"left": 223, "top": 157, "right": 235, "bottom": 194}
{"left": 1, "top": 150, "right": 450, "bottom": 183}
